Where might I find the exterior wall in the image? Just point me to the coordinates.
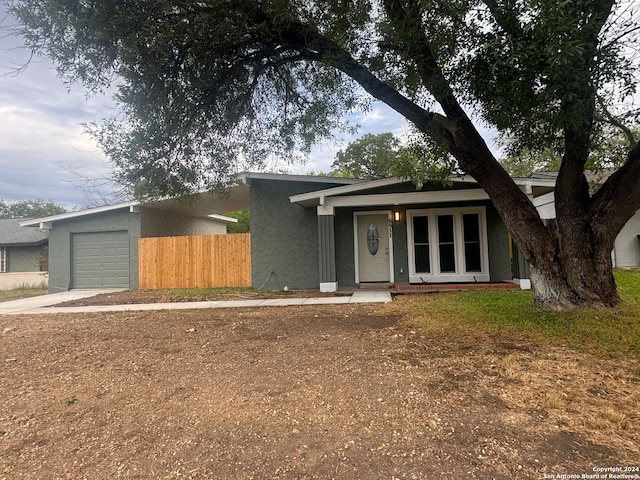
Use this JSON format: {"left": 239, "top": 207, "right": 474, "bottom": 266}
{"left": 252, "top": 178, "right": 515, "bottom": 290}
{"left": 334, "top": 201, "right": 512, "bottom": 286}
{"left": 5, "top": 244, "right": 47, "bottom": 272}
{"left": 250, "top": 179, "right": 346, "bottom": 290}
{"left": 533, "top": 191, "right": 640, "bottom": 269}
{"left": 48, "top": 209, "right": 141, "bottom": 293}
{"left": 613, "top": 210, "right": 640, "bottom": 267}
{"left": 140, "top": 207, "right": 227, "bottom": 237}
{"left": 486, "top": 204, "right": 512, "bottom": 282}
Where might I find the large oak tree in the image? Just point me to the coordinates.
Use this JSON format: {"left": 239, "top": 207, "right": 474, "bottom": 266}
{"left": 9, "top": 0, "right": 640, "bottom": 309}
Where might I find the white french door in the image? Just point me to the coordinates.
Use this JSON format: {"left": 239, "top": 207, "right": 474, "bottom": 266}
{"left": 407, "top": 207, "right": 490, "bottom": 283}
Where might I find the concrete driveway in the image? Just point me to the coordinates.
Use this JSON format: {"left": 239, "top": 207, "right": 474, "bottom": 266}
{"left": 0, "top": 289, "right": 391, "bottom": 315}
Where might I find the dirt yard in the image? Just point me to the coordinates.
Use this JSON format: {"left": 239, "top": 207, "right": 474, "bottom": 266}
{"left": 1, "top": 299, "right": 639, "bottom": 479}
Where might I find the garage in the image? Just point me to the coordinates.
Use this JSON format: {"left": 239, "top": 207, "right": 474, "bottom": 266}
{"left": 71, "top": 231, "right": 130, "bottom": 288}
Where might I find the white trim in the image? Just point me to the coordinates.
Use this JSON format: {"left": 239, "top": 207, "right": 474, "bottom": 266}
{"left": 514, "top": 278, "right": 532, "bottom": 290}
{"left": 326, "top": 189, "right": 489, "bottom": 208}
{"left": 406, "top": 206, "right": 490, "bottom": 283}
{"left": 317, "top": 205, "right": 335, "bottom": 216}
{"left": 320, "top": 282, "right": 338, "bottom": 293}
{"left": 291, "top": 177, "right": 405, "bottom": 205}
{"left": 20, "top": 201, "right": 140, "bottom": 227}
{"left": 353, "top": 211, "right": 395, "bottom": 285}
{"left": 289, "top": 175, "right": 557, "bottom": 207}
{"left": 207, "top": 213, "right": 238, "bottom": 223}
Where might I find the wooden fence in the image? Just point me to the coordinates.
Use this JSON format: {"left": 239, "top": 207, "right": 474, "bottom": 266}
{"left": 138, "top": 233, "right": 251, "bottom": 289}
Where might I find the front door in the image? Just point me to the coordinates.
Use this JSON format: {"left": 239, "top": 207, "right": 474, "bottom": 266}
{"left": 356, "top": 213, "right": 391, "bottom": 283}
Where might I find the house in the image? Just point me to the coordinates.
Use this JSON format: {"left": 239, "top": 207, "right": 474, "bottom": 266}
{"left": 20, "top": 200, "right": 240, "bottom": 292}
{"left": 0, "top": 218, "right": 49, "bottom": 289}
{"left": 246, "top": 173, "right": 556, "bottom": 291}
{"left": 530, "top": 170, "right": 640, "bottom": 268}
{"left": 21, "top": 172, "right": 570, "bottom": 293}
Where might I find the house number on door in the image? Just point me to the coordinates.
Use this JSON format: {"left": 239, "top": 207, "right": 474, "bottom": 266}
{"left": 367, "top": 224, "right": 380, "bottom": 255}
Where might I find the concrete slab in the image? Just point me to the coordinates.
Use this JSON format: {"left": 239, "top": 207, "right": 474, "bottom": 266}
{"left": 0, "top": 289, "right": 127, "bottom": 315}
{"left": 349, "top": 291, "right": 393, "bottom": 303}
{"left": 1, "top": 290, "right": 393, "bottom": 315}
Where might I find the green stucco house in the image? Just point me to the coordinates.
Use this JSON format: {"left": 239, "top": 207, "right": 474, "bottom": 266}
{"left": 246, "top": 173, "right": 556, "bottom": 292}
{"left": 21, "top": 172, "right": 565, "bottom": 293}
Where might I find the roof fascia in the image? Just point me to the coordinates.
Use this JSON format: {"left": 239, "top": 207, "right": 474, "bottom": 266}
{"left": 290, "top": 177, "right": 410, "bottom": 205}
{"left": 207, "top": 214, "right": 238, "bottom": 223}
{"left": 19, "top": 201, "right": 140, "bottom": 228}
{"left": 242, "top": 172, "right": 362, "bottom": 187}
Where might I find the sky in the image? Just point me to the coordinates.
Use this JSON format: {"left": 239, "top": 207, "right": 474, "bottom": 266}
{"left": 0, "top": 5, "right": 444, "bottom": 211}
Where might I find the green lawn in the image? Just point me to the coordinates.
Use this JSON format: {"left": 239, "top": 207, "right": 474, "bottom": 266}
{"left": 402, "top": 269, "right": 640, "bottom": 359}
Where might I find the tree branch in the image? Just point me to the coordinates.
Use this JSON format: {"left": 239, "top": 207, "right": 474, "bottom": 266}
{"left": 597, "top": 98, "right": 638, "bottom": 149}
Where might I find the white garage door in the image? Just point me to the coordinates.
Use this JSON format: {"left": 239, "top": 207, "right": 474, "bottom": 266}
{"left": 71, "top": 231, "right": 130, "bottom": 288}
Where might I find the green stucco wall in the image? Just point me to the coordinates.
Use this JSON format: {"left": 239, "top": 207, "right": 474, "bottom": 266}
{"left": 333, "top": 202, "right": 511, "bottom": 286}
{"left": 250, "top": 179, "right": 347, "bottom": 290}
{"left": 251, "top": 179, "right": 514, "bottom": 290}
{"left": 48, "top": 209, "right": 141, "bottom": 293}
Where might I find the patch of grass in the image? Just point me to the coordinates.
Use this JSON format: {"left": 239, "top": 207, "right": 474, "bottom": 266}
{"left": 0, "top": 287, "right": 48, "bottom": 303}
{"left": 400, "top": 269, "right": 640, "bottom": 359}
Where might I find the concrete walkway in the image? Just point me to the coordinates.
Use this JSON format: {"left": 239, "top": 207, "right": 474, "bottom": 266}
{"left": 0, "top": 289, "right": 392, "bottom": 315}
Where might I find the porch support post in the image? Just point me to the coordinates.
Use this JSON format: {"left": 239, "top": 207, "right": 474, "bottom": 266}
{"left": 317, "top": 205, "right": 337, "bottom": 292}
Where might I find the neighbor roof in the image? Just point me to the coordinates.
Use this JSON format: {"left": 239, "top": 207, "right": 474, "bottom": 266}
{"left": 0, "top": 218, "right": 48, "bottom": 246}
{"left": 529, "top": 169, "right": 616, "bottom": 184}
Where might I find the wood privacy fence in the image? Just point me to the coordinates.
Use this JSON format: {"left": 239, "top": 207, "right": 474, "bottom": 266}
{"left": 138, "top": 234, "right": 251, "bottom": 289}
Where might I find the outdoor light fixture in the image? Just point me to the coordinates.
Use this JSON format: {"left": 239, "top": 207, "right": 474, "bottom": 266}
{"left": 394, "top": 211, "right": 401, "bottom": 222}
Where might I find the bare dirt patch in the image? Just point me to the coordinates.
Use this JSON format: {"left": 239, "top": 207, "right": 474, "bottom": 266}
{"left": 1, "top": 299, "right": 638, "bottom": 479}
{"left": 54, "top": 288, "right": 349, "bottom": 307}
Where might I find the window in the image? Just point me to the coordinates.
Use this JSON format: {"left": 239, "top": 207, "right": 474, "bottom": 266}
{"left": 407, "top": 207, "right": 489, "bottom": 283}
{"left": 0, "top": 247, "right": 8, "bottom": 273}
{"left": 413, "top": 215, "right": 430, "bottom": 273}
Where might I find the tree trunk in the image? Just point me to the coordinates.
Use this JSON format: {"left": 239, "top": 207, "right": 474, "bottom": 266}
{"left": 526, "top": 236, "right": 620, "bottom": 310}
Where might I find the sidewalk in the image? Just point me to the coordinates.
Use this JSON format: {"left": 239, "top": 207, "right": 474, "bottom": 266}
{"left": 0, "top": 289, "right": 392, "bottom": 315}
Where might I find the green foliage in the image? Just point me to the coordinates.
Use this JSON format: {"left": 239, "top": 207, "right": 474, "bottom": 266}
{"left": 331, "top": 133, "right": 400, "bottom": 179}
{"left": 329, "top": 132, "right": 457, "bottom": 183}
{"left": 0, "top": 199, "right": 66, "bottom": 219}
{"left": 413, "top": 269, "right": 640, "bottom": 358}
{"left": 9, "top": 0, "right": 638, "bottom": 200}
{"left": 499, "top": 126, "right": 637, "bottom": 177}
{"left": 223, "top": 209, "right": 250, "bottom": 234}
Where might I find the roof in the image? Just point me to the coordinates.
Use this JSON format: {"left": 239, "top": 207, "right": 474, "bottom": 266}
{"left": 0, "top": 218, "right": 48, "bottom": 246}
{"left": 289, "top": 175, "right": 558, "bottom": 207}
{"left": 529, "top": 169, "right": 616, "bottom": 184}
{"left": 19, "top": 173, "right": 360, "bottom": 229}
{"left": 20, "top": 198, "right": 241, "bottom": 229}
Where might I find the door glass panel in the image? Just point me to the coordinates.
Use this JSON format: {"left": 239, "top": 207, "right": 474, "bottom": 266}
{"left": 412, "top": 216, "right": 430, "bottom": 273}
{"left": 367, "top": 224, "right": 380, "bottom": 255}
{"left": 438, "top": 215, "right": 456, "bottom": 272}
{"left": 463, "top": 213, "right": 482, "bottom": 272}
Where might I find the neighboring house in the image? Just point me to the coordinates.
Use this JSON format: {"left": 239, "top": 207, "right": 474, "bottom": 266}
{"left": 531, "top": 170, "right": 640, "bottom": 269}
{"left": 0, "top": 218, "right": 48, "bottom": 273}
{"left": 20, "top": 200, "right": 240, "bottom": 292}
{"left": 0, "top": 218, "right": 49, "bottom": 289}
